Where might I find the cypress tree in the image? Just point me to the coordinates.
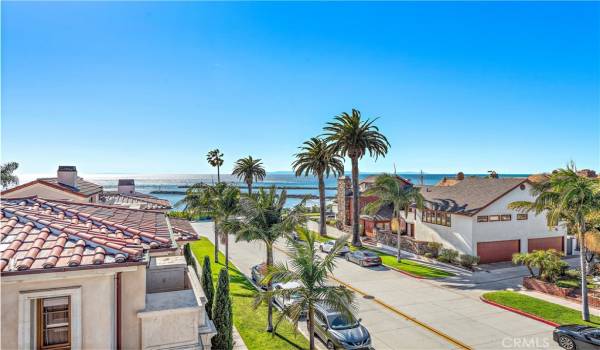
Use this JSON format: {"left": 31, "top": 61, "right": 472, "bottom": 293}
{"left": 211, "top": 268, "right": 233, "bottom": 350}
{"left": 201, "top": 255, "right": 214, "bottom": 320}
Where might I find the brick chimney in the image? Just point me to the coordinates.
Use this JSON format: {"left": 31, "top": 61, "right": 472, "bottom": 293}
{"left": 118, "top": 179, "right": 135, "bottom": 194}
{"left": 57, "top": 166, "right": 77, "bottom": 188}
{"left": 456, "top": 172, "right": 465, "bottom": 180}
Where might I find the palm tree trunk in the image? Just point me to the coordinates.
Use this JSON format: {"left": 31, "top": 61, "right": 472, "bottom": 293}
{"left": 225, "top": 233, "right": 229, "bottom": 271}
{"left": 318, "top": 173, "right": 326, "bottom": 237}
{"left": 214, "top": 221, "right": 220, "bottom": 264}
{"left": 351, "top": 156, "right": 361, "bottom": 247}
{"left": 579, "top": 227, "right": 590, "bottom": 321}
{"left": 397, "top": 213, "right": 405, "bottom": 262}
{"left": 308, "top": 306, "right": 315, "bottom": 350}
{"left": 217, "top": 165, "right": 221, "bottom": 183}
{"left": 266, "top": 243, "right": 274, "bottom": 332}
{"left": 248, "top": 181, "right": 252, "bottom": 197}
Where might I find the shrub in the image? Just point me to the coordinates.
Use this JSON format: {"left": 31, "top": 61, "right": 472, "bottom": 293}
{"left": 564, "top": 269, "right": 581, "bottom": 280}
{"left": 438, "top": 248, "right": 459, "bottom": 264}
{"left": 424, "top": 252, "right": 433, "bottom": 259}
{"left": 201, "top": 256, "right": 214, "bottom": 320}
{"left": 426, "top": 242, "right": 443, "bottom": 258}
{"left": 512, "top": 249, "right": 567, "bottom": 283}
{"left": 459, "top": 254, "right": 480, "bottom": 268}
{"left": 212, "top": 268, "right": 233, "bottom": 350}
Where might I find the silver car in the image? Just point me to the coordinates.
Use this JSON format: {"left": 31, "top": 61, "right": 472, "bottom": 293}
{"left": 311, "top": 304, "right": 371, "bottom": 350}
{"left": 320, "top": 240, "right": 350, "bottom": 255}
{"left": 273, "top": 281, "right": 307, "bottom": 318}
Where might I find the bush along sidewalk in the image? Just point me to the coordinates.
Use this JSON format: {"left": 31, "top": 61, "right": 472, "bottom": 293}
{"left": 212, "top": 268, "right": 234, "bottom": 350}
{"left": 202, "top": 255, "right": 215, "bottom": 320}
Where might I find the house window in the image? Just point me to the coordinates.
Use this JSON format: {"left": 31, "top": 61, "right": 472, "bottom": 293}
{"left": 422, "top": 209, "right": 451, "bottom": 227}
{"left": 501, "top": 214, "right": 512, "bottom": 221}
{"left": 517, "top": 214, "right": 528, "bottom": 220}
{"left": 489, "top": 215, "right": 500, "bottom": 222}
{"left": 477, "top": 216, "right": 488, "bottom": 222}
{"left": 37, "top": 297, "right": 71, "bottom": 350}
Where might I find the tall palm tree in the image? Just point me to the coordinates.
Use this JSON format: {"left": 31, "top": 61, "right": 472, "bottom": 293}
{"left": 178, "top": 183, "right": 240, "bottom": 267}
{"left": 1, "top": 162, "right": 19, "bottom": 189}
{"left": 292, "top": 137, "right": 344, "bottom": 236}
{"left": 363, "top": 174, "right": 424, "bottom": 261}
{"left": 233, "top": 187, "right": 306, "bottom": 332}
{"left": 207, "top": 149, "right": 224, "bottom": 183}
{"left": 232, "top": 156, "right": 266, "bottom": 196}
{"left": 509, "top": 163, "right": 600, "bottom": 321}
{"left": 324, "top": 109, "right": 390, "bottom": 247}
{"left": 258, "top": 232, "right": 356, "bottom": 350}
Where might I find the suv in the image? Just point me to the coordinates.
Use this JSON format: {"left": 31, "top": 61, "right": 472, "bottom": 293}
{"left": 311, "top": 304, "right": 371, "bottom": 349}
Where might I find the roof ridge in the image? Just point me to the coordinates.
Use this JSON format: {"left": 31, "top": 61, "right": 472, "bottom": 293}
{"left": 37, "top": 197, "right": 167, "bottom": 213}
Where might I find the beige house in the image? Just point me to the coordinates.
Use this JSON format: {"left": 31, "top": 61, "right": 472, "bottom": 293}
{"left": 1, "top": 198, "right": 214, "bottom": 350}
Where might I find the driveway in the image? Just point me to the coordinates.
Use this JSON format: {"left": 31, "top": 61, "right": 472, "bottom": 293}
{"left": 194, "top": 222, "right": 560, "bottom": 349}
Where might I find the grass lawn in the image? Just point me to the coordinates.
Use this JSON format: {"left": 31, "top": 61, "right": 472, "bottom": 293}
{"left": 297, "top": 227, "right": 453, "bottom": 278}
{"left": 190, "top": 238, "right": 309, "bottom": 350}
{"left": 483, "top": 291, "right": 600, "bottom": 327}
{"left": 556, "top": 277, "right": 596, "bottom": 290}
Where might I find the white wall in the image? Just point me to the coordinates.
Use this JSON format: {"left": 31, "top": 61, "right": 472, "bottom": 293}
{"left": 473, "top": 182, "right": 566, "bottom": 254}
{"left": 413, "top": 210, "right": 474, "bottom": 255}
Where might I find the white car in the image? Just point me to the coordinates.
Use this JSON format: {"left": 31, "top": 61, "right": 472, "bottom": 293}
{"left": 273, "top": 281, "right": 306, "bottom": 317}
{"left": 319, "top": 240, "right": 350, "bottom": 255}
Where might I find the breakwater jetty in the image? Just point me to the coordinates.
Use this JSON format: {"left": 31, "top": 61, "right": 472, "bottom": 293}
{"left": 176, "top": 184, "right": 336, "bottom": 190}
{"left": 150, "top": 190, "right": 334, "bottom": 200}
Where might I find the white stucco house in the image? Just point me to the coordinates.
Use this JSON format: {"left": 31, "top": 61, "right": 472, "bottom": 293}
{"left": 0, "top": 197, "right": 214, "bottom": 350}
{"left": 402, "top": 177, "right": 567, "bottom": 263}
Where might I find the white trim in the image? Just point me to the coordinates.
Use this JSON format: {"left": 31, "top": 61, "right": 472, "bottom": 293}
{"left": 18, "top": 286, "right": 82, "bottom": 350}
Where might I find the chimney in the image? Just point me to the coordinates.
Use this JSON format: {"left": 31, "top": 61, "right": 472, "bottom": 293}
{"left": 118, "top": 179, "right": 135, "bottom": 195}
{"left": 456, "top": 172, "right": 465, "bottom": 180}
{"left": 57, "top": 166, "right": 77, "bottom": 188}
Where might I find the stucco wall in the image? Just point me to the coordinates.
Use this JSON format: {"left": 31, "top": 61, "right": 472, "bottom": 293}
{"left": 2, "top": 271, "right": 115, "bottom": 350}
{"left": 2, "top": 182, "right": 87, "bottom": 202}
{"left": 121, "top": 266, "right": 147, "bottom": 350}
{"left": 413, "top": 211, "right": 474, "bottom": 255}
{"left": 474, "top": 183, "right": 567, "bottom": 254}
{"left": 1, "top": 265, "right": 146, "bottom": 350}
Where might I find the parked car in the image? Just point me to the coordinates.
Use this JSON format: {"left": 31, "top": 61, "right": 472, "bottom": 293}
{"left": 554, "top": 325, "right": 600, "bottom": 349}
{"left": 320, "top": 240, "right": 350, "bottom": 255}
{"left": 273, "top": 281, "right": 307, "bottom": 317}
{"left": 311, "top": 303, "right": 371, "bottom": 350}
{"left": 345, "top": 250, "right": 382, "bottom": 267}
{"left": 251, "top": 263, "right": 268, "bottom": 290}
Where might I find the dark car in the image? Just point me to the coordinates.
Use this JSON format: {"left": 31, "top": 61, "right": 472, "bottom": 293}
{"left": 345, "top": 250, "right": 382, "bottom": 267}
{"left": 554, "top": 325, "right": 600, "bottom": 349}
{"left": 251, "top": 263, "right": 268, "bottom": 290}
{"left": 311, "top": 304, "right": 371, "bottom": 350}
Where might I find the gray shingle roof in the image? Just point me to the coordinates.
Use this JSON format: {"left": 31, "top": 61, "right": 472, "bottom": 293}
{"left": 420, "top": 177, "right": 527, "bottom": 216}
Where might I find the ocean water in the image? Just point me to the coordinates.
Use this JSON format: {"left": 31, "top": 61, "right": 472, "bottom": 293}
{"left": 81, "top": 172, "right": 529, "bottom": 209}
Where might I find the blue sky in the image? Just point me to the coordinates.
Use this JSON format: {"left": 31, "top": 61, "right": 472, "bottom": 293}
{"left": 2, "top": 1, "right": 599, "bottom": 176}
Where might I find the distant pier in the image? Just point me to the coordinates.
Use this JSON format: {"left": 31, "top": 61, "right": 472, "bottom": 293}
{"left": 150, "top": 189, "right": 334, "bottom": 199}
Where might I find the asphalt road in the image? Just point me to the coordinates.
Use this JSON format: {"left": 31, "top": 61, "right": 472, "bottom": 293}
{"left": 193, "top": 221, "right": 559, "bottom": 350}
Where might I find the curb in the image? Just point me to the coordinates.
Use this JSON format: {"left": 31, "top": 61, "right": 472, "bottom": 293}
{"left": 479, "top": 296, "right": 560, "bottom": 327}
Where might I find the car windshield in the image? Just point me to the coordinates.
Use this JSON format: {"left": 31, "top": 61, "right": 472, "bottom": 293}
{"left": 327, "top": 313, "right": 358, "bottom": 330}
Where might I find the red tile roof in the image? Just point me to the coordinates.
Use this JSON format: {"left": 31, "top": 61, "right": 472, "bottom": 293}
{"left": 0, "top": 198, "right": 198, "bottom": 274}
{"left": 1, "top": 177, "right": 102, "bottom": 198}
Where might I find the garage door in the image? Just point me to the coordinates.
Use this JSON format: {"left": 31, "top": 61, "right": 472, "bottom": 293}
{"left": 477, "top": 240, "right": 520, "bottom": 264}
{"left": 528, "top": 237, "right": 563, "bottom": 253}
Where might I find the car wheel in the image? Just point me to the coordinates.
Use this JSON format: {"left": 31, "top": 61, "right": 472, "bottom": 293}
{"left": 326, "top": 340, "right": 335, "bottom": 350}
{"left": 346, "top": 255, "right": 350, "bottom": 261}
{"left": 557, "top": 335, "right": 576, "bottom": 350}
{"left": 360, "top": 260, "right": 365, "bottom": 267}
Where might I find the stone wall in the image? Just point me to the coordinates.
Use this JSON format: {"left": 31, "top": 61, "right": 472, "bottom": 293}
{"left": 523, "top": 277, "right": 600, "bottom": 308}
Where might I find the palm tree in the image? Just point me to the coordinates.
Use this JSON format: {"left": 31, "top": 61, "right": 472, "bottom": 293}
{"left": 292, "top": 137, "right": 344, "bottom": 236}
{"left": 1, "top": 162, "right": 19, "bottom": 189}
{"left": 509, "top": 163, "right": 600, "bottom": 321}
{"left": 207, "top": 149, "right": 224, "bottom": 183}
{"left": 178, "top": 183, "right": 240, "bottom": 267}
{"left": 258, "top": 232, "right": 356, "bottom": 350}
{"left": 324, "top": 109, "right": 390, "bottom": 247}
{"left": 232, "top": 156, "right": 266, "bottom": 196}
{"left": 363, "top": 174, "right": 424, "bottom": 261}
{"left": 234, "top": 187, "right": 306, "bottom": 332}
